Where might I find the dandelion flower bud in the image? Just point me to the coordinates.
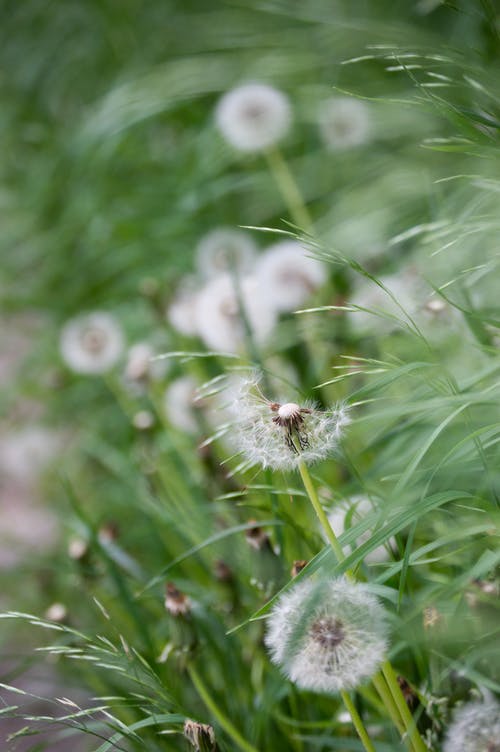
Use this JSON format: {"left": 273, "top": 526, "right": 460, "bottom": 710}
{"left": 60, "top": 312, "right": 124, "bottom": 374}
{"left": 256, "top": 240, "right": 326, "bottom": 312}
{"left": 215, "top": 82, "right": 291, "bottom": 153}
{"left": 318, "top": 97, "right": 371, "bottom": 151}
{"left": 196, "top": 228, "right": 257, "bottom": 279}
{"left": 265, "top": 576, "right": 388, "bottom": 693}
{"left": 231, "top": 375, "right": 349, "bottom": 471}
{"left": 443, "top": 699, "right": 500, "bottom": 752}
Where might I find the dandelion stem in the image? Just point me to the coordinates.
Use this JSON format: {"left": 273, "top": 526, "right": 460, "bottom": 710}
{"left": 372, "top": 672, "right": 406, "bottom": 738}
{"left": 297, "top": 459, "right": 349, "bottom": 571}
{"left": 188, "top": 664, "right": 260, "bottom": 752}
{"left": 381, "top": 661, "right": 427, "bottom": 752}
{"left": 340, "top": 691, "right": 377, "bottom": 752}
{"left": 265, "top": 148, "right": 313, "bottom": 231}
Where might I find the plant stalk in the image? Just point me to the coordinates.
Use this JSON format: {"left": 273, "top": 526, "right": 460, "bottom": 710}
{"left": 188, "top": 665, "right": 260, "bottom": 752}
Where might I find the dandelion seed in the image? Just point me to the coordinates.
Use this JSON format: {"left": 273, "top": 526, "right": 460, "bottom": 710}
{"left": 326, "top": 495, "right": 396, "bottom": 564}
{"left": 443, "top": 699, "right": 500, "bottom": 752}
{"left": 256, "top": 240, "right": 327, "bottom": 312}
{"left": 265, "top": 576, "right": 388, "bottom": 692}
{"left": 231, "top": 374, "right": 349, "bottom": 470}
{"left": 60, "top": 311, "right": 124, "bottom": 374}
{"left": 196, "top": 227, "right": 257, "bottom": 279}
{"left": 318, "top": 97, "right": 371, "bottom": 151}
{"left": 194, "top": 274, "right": 276, "bottom": 353}
{"left": 215, "top": 82, "right": 291, "bottom": 153}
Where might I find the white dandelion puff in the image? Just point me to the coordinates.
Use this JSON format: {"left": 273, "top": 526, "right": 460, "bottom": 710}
{"left": 0, "top": 426, "right": 62, "bottom": 482}
{"left": 194, "top": 273, "right": 277, "bottom": 354}
{"left": 326, "top": 495, "right": 396, "bottom": 565}
{"left": 443, "top": 699, "right": 500, "bottom": 752}
{"left": 123, "top": 342, "right": 168, "bottom": 392}
{"left": 256, "top": 240, "right": 327, "bottom": 313}
{"left": 231, "top": 374, "right": 349, "bottom": 470}
{"left": 318, "top": 97, "right": 371, "bottom": 151}
{"left": 215, "top": 82, "right": 292, "bottom": 153}
{"left": 60, "top": 311, "right": 124, "bottom": 374}
{"left": 166, "top": 276, "right": 199, "bottom": 337}
{"left": 164, "top": 376, "right": 200, "bottom": 434}
{"left": 265, "top": 576, "right": 388, "bottom": 693}
{"left": 196, "top": 227, "right": 257, "bottom": 279}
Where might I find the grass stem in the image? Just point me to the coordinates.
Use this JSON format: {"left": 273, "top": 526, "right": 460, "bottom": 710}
{"left": 188, "top": 664, "right": 260, "bottom": 752}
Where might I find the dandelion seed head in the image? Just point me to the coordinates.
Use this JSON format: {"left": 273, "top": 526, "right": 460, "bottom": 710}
{"left": 196, "top": 227, "right": 257, "bottom": 279}
{"left": 256, "top": 241, "right": 327, "bottom": 312}
{"left": 231, "top": 375, "right": 349, "bottom": 470}
{"left": 164, "top": 376, "right": 199, "bottom": 434}
{"left": 443, "top": 699, "right": 500, "bottom": 752}
{"left": 167, "top": 277, "right": 199, "bottom": 337}
{"left": 265, "top": 577, "right": 388, "bottom": 693}
{"left": 215, "top": 82, "right": 291, "bottom": 152}
{"left": 318, "top": 97, "right": 371, "bottom": 151}
{"left": 194, "top": 273, "right": 276, "bottom": 353}
{"left": 60, "top": 312, "right": 124, "bottom": 374}
{"left": 124, "top": 343, "right": 167, "bottom": 391}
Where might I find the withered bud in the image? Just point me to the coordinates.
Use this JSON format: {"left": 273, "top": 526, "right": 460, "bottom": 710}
{"left": 214, "top": 559, "right": 232, "bottom": 583}
{"left": 291, "top": 560, "right": 308, "bottom": 577}
{"left": 397, "top": 676, "right": 418, "bottom": 710}
{"left": 423, "top": 605, "right": 443, "bottom": 630}
{"left": 472, "top": 578, "right": 499, "bottom": 596}
{"left": 98, "top": 521, "right": 120, "bottom": 544}
{"left": 183, "top": 719, "right": 218, "bottom": 751}
{"left": 165, "top": 582, "right": 191, "bottom": 616}
{"left": 245, "top": 519, "right": 270, "bottom": 551}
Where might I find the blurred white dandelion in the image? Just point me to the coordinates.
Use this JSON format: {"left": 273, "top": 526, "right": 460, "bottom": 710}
{"left": 0, "top": 426, "right": 62, "bottom": 482}
{"left": 318, "top": 97, "right": 371, "bottom": 151}
{"left": 265, "top": 576, "right": 388, "bottom": 692}
{"left": 196, "top": 227, "right": 257, "bottom": 279}
{"left": 256, "top": 240, "right": 327, "bottom": 312}
{"left": 215, "top": 82, "right": 291, "bottom": 152}
{"left": 167, "top": 276, "right": 200, "bottom": 337}
{"left": 60, "top": 311, "right": 124, "bottom": 374}
{"left": 326, "top": 495, "right": 396, "bottom": 565}
{"left": 123, "top": 342, "right": 168, "bottom": 393}
{"left": 231, "top": 374, "right": 349, "bottom": 470}
{"left": 443, "top": 699, "right": 500, "bottom": 752}
{"left": 164, "top": 376, "right": 200, "bottom": 434}
{"left": 194, "top": 273, "right": 276, "bottom": 354}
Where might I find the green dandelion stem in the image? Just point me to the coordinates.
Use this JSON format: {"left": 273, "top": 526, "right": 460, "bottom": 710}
{"left": 188, "top": 665, "right": 260, "bottom": 752}
{"left": 381, "top": 661, "right": 427, "bottom": 752}
{"left": 265, "top": 147, "right": 313, "bottom": 231}
{"left": 340, "top": 691, "right": 377, "bottom": 752}
{"left": 372, "top": 672, "right": 406, "bottom": 738}
{"left": 297, "top": 459, "right": 350, "bottom": 572}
